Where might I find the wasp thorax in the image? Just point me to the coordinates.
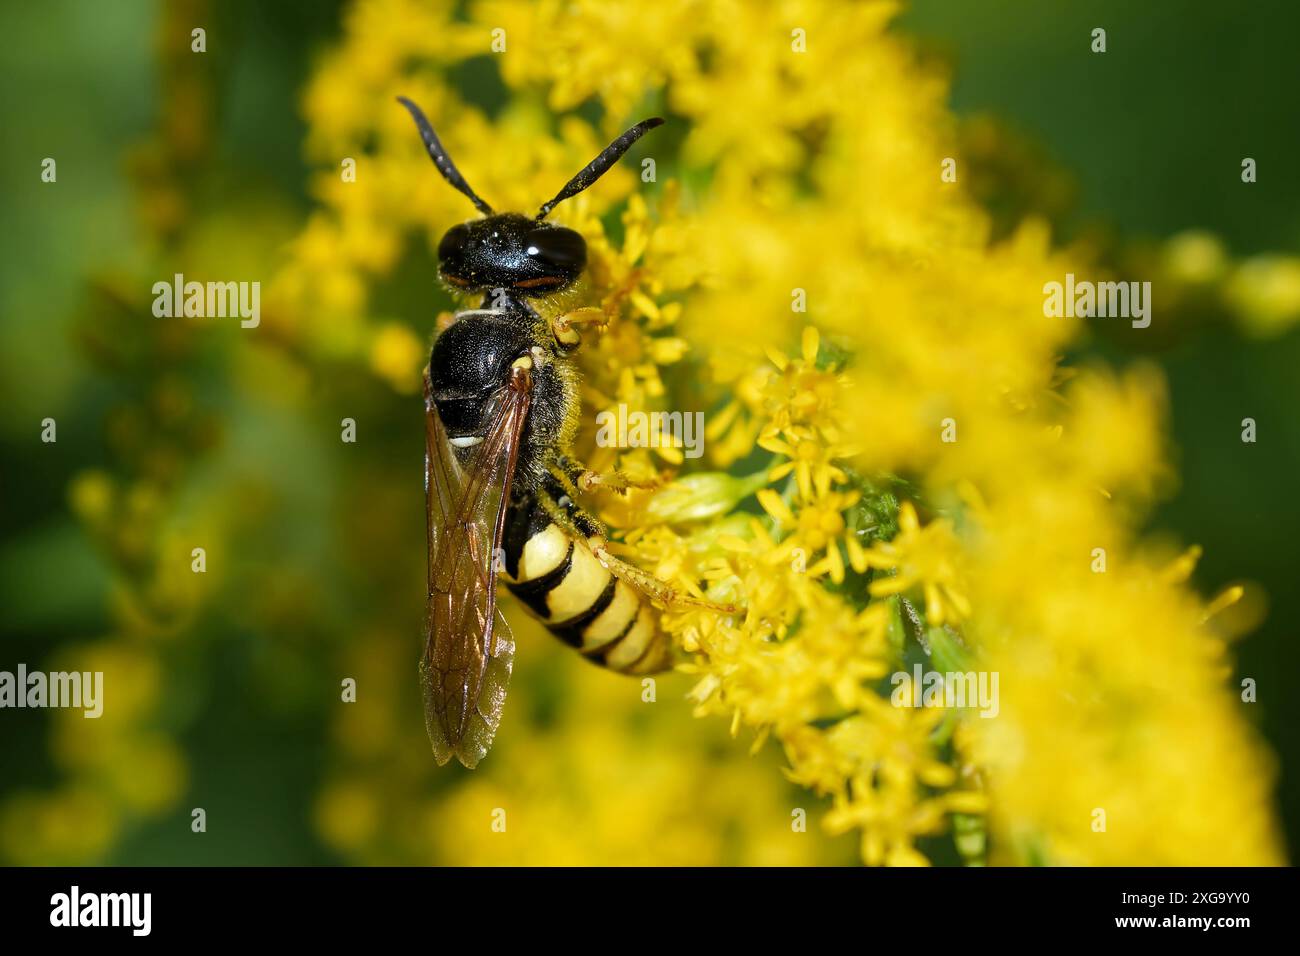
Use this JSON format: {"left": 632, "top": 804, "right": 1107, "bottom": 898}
{"left": 428, "top": 315, "right": 534, "bottom": 437}
{"left": 437, "top": 213, "right": 586, "bottom": 294}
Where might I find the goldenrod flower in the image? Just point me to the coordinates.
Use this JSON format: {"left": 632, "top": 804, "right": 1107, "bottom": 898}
{"left": 268, "top": 0, "right": 1284, "bottom": 867}
{"left": 863, "top": 502, "right": 971, "bottom": 626}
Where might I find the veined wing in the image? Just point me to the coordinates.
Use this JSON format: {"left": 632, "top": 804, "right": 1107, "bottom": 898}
{"left": 421, "top": 362, "right": 531, "bottom": 768}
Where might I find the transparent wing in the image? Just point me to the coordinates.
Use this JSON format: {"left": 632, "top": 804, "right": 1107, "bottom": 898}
{"left": 421, "top": 364, "right": 531, "bottom": 768}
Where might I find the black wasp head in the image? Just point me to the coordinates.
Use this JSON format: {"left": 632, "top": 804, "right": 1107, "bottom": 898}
{"left": 397, "top": 96, "right": 663, "bottom": 296}
{"left": 437, "top": 214, "right": 586, "bottom": 295}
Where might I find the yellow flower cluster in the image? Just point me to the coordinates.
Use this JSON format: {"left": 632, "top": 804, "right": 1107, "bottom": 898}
{"left": 1160, "top": 230, "right": 1300, "bottom": 338}
{"left": 282, "top": 0, "right": 1283, "bottom": 865}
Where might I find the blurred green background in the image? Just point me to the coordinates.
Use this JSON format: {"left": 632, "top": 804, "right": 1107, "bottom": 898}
{"left": 1, "top": 0, "right": 1296, "bottom": 863}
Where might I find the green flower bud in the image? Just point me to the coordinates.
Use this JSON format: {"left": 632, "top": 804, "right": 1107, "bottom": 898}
{"left": 644, "top": 470, "right": 767, "bottom": 524}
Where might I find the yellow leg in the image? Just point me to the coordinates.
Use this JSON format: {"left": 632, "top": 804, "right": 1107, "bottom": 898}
{"left": 586, "top": 535, "right": 738, "bottom": 615}
{"left": 550, "top": 307, "right": 607, "bottom": 349}
{"left": 536, "top": 481, "right": 604, "bottom": 541}
{"left": 557, "top": 453, "right": 665, "bottom": 495}
{"left": 577, "top": 468, "right": 666, "bottom": 494}
{"left": 542, "top": 458, "right": 733, "bottom": 615}
{"left": 551, "top": 269, "right": 645, "bottom": 348}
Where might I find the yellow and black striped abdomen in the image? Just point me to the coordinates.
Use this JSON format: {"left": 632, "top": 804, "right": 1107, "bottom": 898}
{"left": 500, "top": 503, "right": 670, "bottom": 674}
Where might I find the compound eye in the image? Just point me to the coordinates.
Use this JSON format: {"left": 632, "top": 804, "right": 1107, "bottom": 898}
{"left": 525, "top": 226, "right": 586, "bottom": 271}
{"left": 437, "top": 223, "right": 470, "bottom": 263}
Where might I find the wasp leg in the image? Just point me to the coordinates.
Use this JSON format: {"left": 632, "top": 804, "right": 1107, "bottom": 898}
{"left": 534, "top": 477, "right": 736, "bottom": 616}
{"left": 550, "top": 269, "right": 646, "bottom": 349}
{"left": 549, "top": 306, "right": 607, "bottom": 350}
{"left": 536, "top": 474, "right": 607, "bottom": 540}
{"left": 555, "top": 452, "right": 666, "bottom": 495}
{"left": 586, "top": 535, "right": 738, "bottom": 615}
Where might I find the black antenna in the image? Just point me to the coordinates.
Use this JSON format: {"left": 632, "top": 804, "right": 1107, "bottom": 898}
{"left": 536, "top": 118, "right": 664, "bottom": 220}
{"left": 397, "top": 96, "right": 493, "bottom": 216}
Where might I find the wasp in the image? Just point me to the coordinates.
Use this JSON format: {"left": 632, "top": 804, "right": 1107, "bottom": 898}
{"left": 399, "top": 97, "right": 724, "bottom": 768}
